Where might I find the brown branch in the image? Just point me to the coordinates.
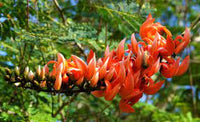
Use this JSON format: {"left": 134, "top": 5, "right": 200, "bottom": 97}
{"left": 20, "top": 86, "right": 97, "bottom": 94}
{"left": 0, "top": 109, "right": 17, "bottom": 115}
{"left": 186, "top": 10, "right": 199, "bottom": 117}
{"left": 52, "top": 93, "right": 78, "bottom": 117}
{"left": 75, "top": 42, "right": 87, "bottom": 59}
{"left": 51, "top": 92, "right": 54, "bottom": 117}
{"left": 52, "top": 0, "right": 66, "bottom": 25}
{"left": 190, "top": 14, "right": 200, "bottom": 30}
{"left": 185, "top": 15, "right": 198, "bottom": 116}
{"left": 105, "top": 23, "right": 108, "bottom": 45}
{"left": 188, "top": 61, "right": 197, "bottom": 116}
{"left": 60, "top": 110, "right": 66, "bottom": 122}
{"left": 39, "top": 45, "right": 46, "bottom": 65}
{"left": 51, "top": 0, "right": 87, "bottom": 59}
{"left": 26, "top": 0, "right": 29, "bottom": 30}
{"left": 183, "top": 0, "right": 188, "bottom": 26}
{"left": 182, "top": 14, "right": 200, "bottom": 36}
{"left": 190, "top": 59, "right": 200, "bottom": 64}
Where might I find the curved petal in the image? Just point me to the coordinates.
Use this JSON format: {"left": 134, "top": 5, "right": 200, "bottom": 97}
{"left": 50, "top": 64, "right": 57, "bottom": 77}
{"left": 119, "top": 70, "right": 134, "bottom": 97}
{"left": 85, "top": 54, "right": 96, "bottom": 80}
{"left": 99, "top": 57, "right": 109, "bottom": 80}
{"left": 134, "top": 48, "right": 143, "bottom": 70}
{"left": 90, "top": 71, "right": 99, "bottom": 87}
{"left": 44, "top": 64, "right": 49, "bottom": 74}
{"left": 104, "top": 45, "right": 110, "bottom": 58}
{"left": 91, "top": 90, "right": 104, "bottom": 97}
{"left": 62, "top": 74, "right": 69, "bottom": 83}
{"left": 54, "top": 72, "right": 62, "bottom": 90}
{"left": 119, "top": 100, "right": 135, "bottom": 113}
{"left": 146, "top": 58, "right": 160, "bottom": 76}
{"left": 87, "top": 50, "right": 94, "bottom": 64}
{"left": 183, "top": 28, "right": 190, "bottom": 47}
{"left": 57, "top": 53, "right": 66, "bottom": 74}
{"left": 75, "top": 76, "right": 84, "bottom": 85}
{"left": 68, "top": 68, "right": 81, "bottom": 80}
{"left": 111, "top": 63, "right": 126, "bottom": 86}
{"left": 175, "top": 41, "right": 186, "bottom": 54}
{"left": 122, "top": 89, "right": 141, "bottom": 100}
{"left": 71, "top": 55, "right": 87, "bottom": 76}
{"left": 116, "top": 38, "right": 126, "bottom": 60}
{"left": 131, "top": 33, "right": 139, "bottom": 54}
{"left": 105, "top": 83, "right": 120, "bottom": 101}
{"left": 144, "top": 80, "right": 165, "bottom": 95}
{"left": 176, "top": 56, "right": 190, "bottom": 76}
{"left": 175, "top": 28, "right": 190, "bottom": 54}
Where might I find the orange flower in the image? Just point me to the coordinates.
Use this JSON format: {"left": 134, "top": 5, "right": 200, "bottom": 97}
{"left": 39, "top": 13, "right": 190, "bottom": 113}
{"left": 161, "top": 56, "right": 190, "bottom": 78}
{"left": 174, "top": 28, "right": 190, "bottom": 54}
{"left": 140, "top": 13, "right": 172, "bottom": 44}
{"left": 143, "top": 77, "right": 165, "bottom": 95}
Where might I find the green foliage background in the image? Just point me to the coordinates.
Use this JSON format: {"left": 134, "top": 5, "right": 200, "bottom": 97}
{"left": 0, "top": 0, "right": 200, "bottom": 121}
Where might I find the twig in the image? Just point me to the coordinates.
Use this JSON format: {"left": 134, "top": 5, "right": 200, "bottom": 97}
{"left": 0, "top": 109, "right": 17, "bottom": 115}
{"left": 190, "top": 59, "right": 200, "bottom": 64}
{"left": 188, "top": 62, "right": 197, "bottom": 116}
{"left": 187, "top": 11, "right": 200, "bottom": 117}
{"left": 95, "top": 5, "right": 139, "bottom": 19}
{"left": 105, "top": 23, "right": 108, "bottom": 45}
{"left": 26, "top": 0, "right": 29, "bottom": 30}
{"left": 20, "top": 86, "right": 98, "bottom": 94}
{"left": 99, "top": 104, "right": 110, "bottom": 113}
{"left": 52, "top": 0, "right": 66, "bottom": 25}
{"left": 52, "top": 93, "right": 78, "bottom": 117}
{"left": 183, "top": 0, "right": 188, "bottom": 26}
{"left": 190, "top": 14, "right": 200, "bottom": 30}
{"left": 51, "top": 92, "right": 54, "bottom": 117}
{"left": 39, "top": 45, "right": 46, "bottom": 65}
{"left": 75, "top": 42, "right": 87, "bottom": 59}
{"left": 182, "top": 14, "right": 200, "bottom": 36}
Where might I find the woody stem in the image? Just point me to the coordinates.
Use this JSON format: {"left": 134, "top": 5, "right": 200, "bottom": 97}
{"left": 52, "top": 93, "right": 78, "bottom": 117}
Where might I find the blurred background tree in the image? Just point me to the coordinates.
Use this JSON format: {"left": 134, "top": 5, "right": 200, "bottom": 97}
{"left": 0, "top": 0, "right": 200, "bottom": 121}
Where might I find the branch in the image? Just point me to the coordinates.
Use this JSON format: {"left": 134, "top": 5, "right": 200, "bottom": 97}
{"left": 187, "top": 14, "right": 199, "bottom": 116}
{"left": 95, "top": 5, "right": 139, "bottom": 19}
{"left": 52, "top": 93, "right": 77, "bottom": 117}
{"left": 75, "top": 42, "right": 87, "bottom": 59}
{"left": 190, "top": 14, "right": 200, "bottom": 30}
{"left": 188, "top": 60, "right": 197, "bottom": 116}
{"left": 182, "top": 14, "right": 200, "bottom": 35}
{"left": 21, "top": 86, "right": 96, "bottom": 94}
{"left": 190, "top": 59, "right": 200, "bottom": 64}
{"left": 26, "top": 0, "right": 29, "bottom": 30}
{"left": 52, "top": 0, "right": 66, "bottom": 25}
{"left": 0, "top": 109, "right": 17, "bottom": 115}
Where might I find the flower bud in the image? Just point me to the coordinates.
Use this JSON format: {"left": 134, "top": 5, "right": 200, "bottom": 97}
{"left": 62, "top": 74, "right": 69, "bottom": 84}
{"left": 4, "top": 75, "right": 10, "bottom": 81}
{"left": 15, "top": 66, "right": 20, "bottom": 76}
{"left": 33, "top": 80, "right": 39, "bottom": 86}
{"left": 36, "top": 65, "right": 41, "bottom": 76}
{"left": 24, "top": 66, "right": 29, "bottom": 78}
{"left": 40, "top": 81, "right": 46, "bottom": 88}
{"left": 40, "top": 67, "right": 45, "bottom": 80}
{"left": 28, "top": 70, "right": 34, "bottom": 80}
{"left": 5, "top": 68, "right": 11, "bottom": 75}
{"left": 14, "top": 82, "right": 21, "bottom": 86}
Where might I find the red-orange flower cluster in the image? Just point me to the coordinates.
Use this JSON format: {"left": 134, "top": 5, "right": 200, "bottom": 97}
{"left": 41, "top": 14, "right": 190, "bottom": 113}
